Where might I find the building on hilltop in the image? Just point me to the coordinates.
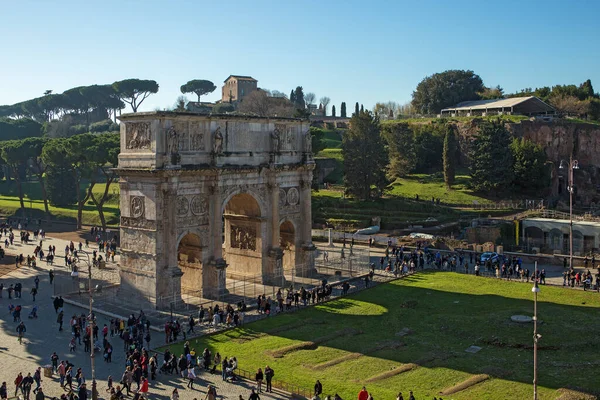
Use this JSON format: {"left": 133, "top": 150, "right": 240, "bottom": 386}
{"left": 441, "top": 96, "right": 555, "bottom": 117}
{"left": 221, "top": 75, "right": 258, "bottom": 103}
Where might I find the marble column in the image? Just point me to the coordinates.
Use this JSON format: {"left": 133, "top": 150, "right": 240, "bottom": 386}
{"left": 265, "top": 182, "right": 284, "bottom": 286}
{"left": 204, "top": 184, "right": 227, "bottom": 298}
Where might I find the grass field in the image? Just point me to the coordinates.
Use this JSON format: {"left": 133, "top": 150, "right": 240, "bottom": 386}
{"left": 389, "top": 173, "right": 493, "bottom": 205}
{"left": 160, "top": 273, "right": 600, "bottom": 400}
{"left": 0, "top": 180, "right": 120, "bottom": 226}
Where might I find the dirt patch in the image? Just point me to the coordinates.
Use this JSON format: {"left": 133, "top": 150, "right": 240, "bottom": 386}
{"left": 232, "top": 332, "right": 267, "bottom": 344}
{"left": 267, "top": 328, "right": 361, "bottom": 358}
{"left": 400, "top": 300, "right": 418, "bottom": 309}
{"left": 267, "top": 320, "right": 325, "bottom": 335}
{"left": 439, "top": 374, "right": 490, "bottom": 396}
{"left": 308, "top": 352, "right": 363, "bottom": 370}
{"left": 363, "top": 363, "right": 418, "bottom": 383}
{"left": 481, "top": 366, "right": 511, "bottom": 379}
{"left": 482, "top": 337, "right": 559, "bottom": 350}
{"left": 555, "top": 388, "right": 598, "bottom": 400}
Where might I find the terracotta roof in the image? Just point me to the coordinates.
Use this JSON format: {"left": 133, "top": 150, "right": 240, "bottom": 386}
{"left": 223, "top": 75, "right": 257, "bottom": 83}
{"left": 442, "top": 96, "right": 555, "bottom": 112}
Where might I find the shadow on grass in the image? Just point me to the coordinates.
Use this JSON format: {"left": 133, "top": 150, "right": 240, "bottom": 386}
{"left": 165, "top": 271, "right": 600, "bottom": 397}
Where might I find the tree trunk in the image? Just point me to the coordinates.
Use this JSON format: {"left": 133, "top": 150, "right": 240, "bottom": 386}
{"left": 13, "top": 166, "right": 25, "bottom": 210}
{"left": 35, "top": 162, "right": 49, "bottom": 214}
{"left": 90, "top": 172, "right": 115, "bottom": 230}
{"left": 75, "top": 174, "right": 95, "bottom": 229}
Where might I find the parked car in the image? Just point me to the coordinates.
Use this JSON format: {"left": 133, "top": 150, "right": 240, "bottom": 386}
{"left": 480, "top": 252, "right": 500, "bottom": 264}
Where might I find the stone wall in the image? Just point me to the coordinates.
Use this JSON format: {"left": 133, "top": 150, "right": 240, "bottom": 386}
{"left": 452, "top": 119, "right": 600, "bottom": 204}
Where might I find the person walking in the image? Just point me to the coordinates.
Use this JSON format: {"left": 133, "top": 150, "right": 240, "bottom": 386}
{"left": 78, "top": 383, "right": 88, "bottom": 400}
{"left": 255, "top": 368, "right": 263, "bottom": 393}
{"left": 20, "top": 373, "right": 33, "bottom": 400}
{"left": 34, "top": 276, "right": 40, "bottom": 289}
{"left": 264, "top": 365, "right": 274, "bottom": 393}
{"left": 314, "top": 380, "right": 323, "bottom": 398}
{"left": 0, "top": 381, "right": 7, "bottom": 400}
{"left": 16, "top": 322, "right": 26, "bottom": 344}
{"left": 139, "top": 377, "right": 148, "bottom": 399}
{"left": 358, "top": 386, "right": 369, "bottom": 400}
{"left": 57, "top": 310, "right": 64, "bottom": 331}
{"left": 186, "top": 367, "right": 196, "bottom": 389}
{"left": 248, "top": 389, "right": 260, "bottom": 400}
{"left": 171, "top": 388, "right": 179, "bottom": 400}
{"left": 34, "top": 387, "right": 44, "bottom": 400}
{"left": 13, "top": 373, "right": 23, "bottom": 397}
{"left": 49, "top": 270, "right": 54, "bottom": 284}
{"left": 30, "top": 287, "right": 38, "bottom": 302}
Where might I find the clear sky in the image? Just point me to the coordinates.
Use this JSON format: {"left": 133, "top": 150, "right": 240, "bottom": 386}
{"left": 1, "top": 0, "right": 599, "bottom": 113}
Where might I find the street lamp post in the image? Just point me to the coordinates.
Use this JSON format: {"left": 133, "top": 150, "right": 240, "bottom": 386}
{"left": 78, "top": 250, "right": 96, "bottom": 383}
{"left": 532, "top": 261, "right": 540, "bottom": 400}
{"left": 559, "top": 157, "right": 579, "bottom": 269}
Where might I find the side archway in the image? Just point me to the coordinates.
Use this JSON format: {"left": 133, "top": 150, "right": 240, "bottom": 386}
{"left": 178, "top": 233, "right": 203, "bottom": 295}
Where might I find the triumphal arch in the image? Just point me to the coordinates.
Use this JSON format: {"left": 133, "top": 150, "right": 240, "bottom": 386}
{"left": 116, "top": 112, "right": 315, "bottom": 309}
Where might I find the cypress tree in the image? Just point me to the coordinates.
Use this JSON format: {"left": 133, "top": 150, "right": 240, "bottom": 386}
{"left": 355, "top": 102, "right": 359, "bottom": 116}
{"left": 332, "top": 105, "right": 336, "bottom": 117}
{"left": 290, "top": 90, "right": 296, "bottom": 104}
{"left": 443, "top": 126, "right": 457, "bottom": 188}
{"left": 360, "top": 104, "right": 364, "bottom": 112}
{"left": 341, "top": 102, "right": 347, "bottom": 118}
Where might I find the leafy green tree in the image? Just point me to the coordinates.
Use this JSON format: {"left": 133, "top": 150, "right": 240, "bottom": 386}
{"left": 42, "top": 138, "right": 76, "bottom": 207}
{"left": 0, "top": 118, "right": 42, "bottom": 140}
{"left": 412, "top": 124, "right": 445, "bottom": 173}
{"left": 443, "top": 126, "right": 457, "bottom": 188}
{"left": 309, "top": 127, "right": 327, "bottom": 155}
{"left": 212, "top": 103, "right": 235, "bottom": 113}
{"left": 88, "top": 133, "right": 120, "bottom": 229}
{"left": 580, "top": 79, "right": 595, "bottom": 99}
{"left": 478, "top": 85, "right": 504, "bottom": 100}
{"left": 112, "top": 79, "right": 159, "bottom": 112}
{"left": 24, "top": 137, "right": 50, "bottom": 213}
{"left": 180, "top": 80, "right": 216, "bottom": 102}
{"left": 510, "top": 138, "right": 550, "bottom": 192}
{"left": 340, "top": 102, "right": 347, "bottom": 118}
{"left": 412, "top": 69, "right": 484, "bottom": 114}
{"left": 0, "top": 140, "right": 30, "bottom": 209}
{"left": 354, "top": 102, "right": 359, "bottom": 116}
{"left": 294, "top": 86, "right": 305, "bottom": 109}
{"left": 469, "top": 120, "right": 514, "bottom": 194}
{"left": 46, "top": 163, "right": 77, "bottom": 207}
{"left": 342, "top": 111, "right": 388, "bottom": 200}
{"left": 331, "top": 105, "right": 336, "bottom": 117}
{"left": 381, "top": 122, "right": 416, "bottom": 178}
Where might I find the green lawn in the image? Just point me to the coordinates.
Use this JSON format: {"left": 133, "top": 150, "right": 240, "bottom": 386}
{"left": 389, "top": 173, "right": 492, "bottom": 205}
{"left": 160, "top": 273, "right": 600, "bottom": 399}
{"left": 0, "top": 180, "right": 120, "bottom": 226}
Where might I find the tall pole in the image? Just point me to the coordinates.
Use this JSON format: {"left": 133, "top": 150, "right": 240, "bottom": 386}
{"left": 80, "top": 251, "right": 95, "bottom": 382}
{"left": 532, "top": 261, "right": 539, "bottom": 400}
{"left": 569, "top": 156, "right": 574, "bottom": 270}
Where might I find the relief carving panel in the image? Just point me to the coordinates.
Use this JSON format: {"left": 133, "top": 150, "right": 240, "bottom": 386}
{"left": 189, "top": 122, "right": 206, "bottom": 151}
{"left": 126, "top": 122, "right": 151, "bottom": 150}
{"left": 130, "top": 196, "right": 145, "bottom": 218}
{"left": 231, "top": 225, "right": 257, "bottom": 251}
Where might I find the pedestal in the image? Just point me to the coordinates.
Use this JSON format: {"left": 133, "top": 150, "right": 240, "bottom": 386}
{"left": 203, "top": 258, "right": 227, "bottom": 299}
{"left": 265, "top": 248, "right": 284, "bottom": 287}
{"left": 328, "top": 228, "right": 335, "bottom": 247}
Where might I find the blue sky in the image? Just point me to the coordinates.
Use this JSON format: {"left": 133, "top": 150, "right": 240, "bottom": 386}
{"left": 1, "top": 0, "right": 599, "bottom": 113}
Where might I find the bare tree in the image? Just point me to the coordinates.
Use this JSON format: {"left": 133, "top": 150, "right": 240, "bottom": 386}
{"left": 319, "top": 96, "right": 331, "bottom": 116}
{"left": 305, "top": 92, "right": 316, "bottom": 107}
{"left": 239, "top": 90, "right": 295, "bottom": 117}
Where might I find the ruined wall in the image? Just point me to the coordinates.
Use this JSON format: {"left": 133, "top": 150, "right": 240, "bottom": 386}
{"left": 451, "top": 119, "right": 600, "bottom": 204}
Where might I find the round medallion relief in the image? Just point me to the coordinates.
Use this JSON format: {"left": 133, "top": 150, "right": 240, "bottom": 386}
{"left": 130, "top": 196, "right": 144, "bottom": 218}
{"left": 190, "top": 196, "right": 208, "bottom": 215}
{"left": 177, "top": 196, "right": 189, "bottom": 216}
{"left": 279, "top": 188, "right": 287, "bottom": 207}
{"left": 287, "top": 187, "right": 299, "bottom": 205}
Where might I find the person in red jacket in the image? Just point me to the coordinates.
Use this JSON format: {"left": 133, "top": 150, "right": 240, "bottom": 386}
{"left": 358, "top": 386, "right": 369, "bottom": 400}
{"left": 139, "top": 377, "right": 149, "bottom": 399}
